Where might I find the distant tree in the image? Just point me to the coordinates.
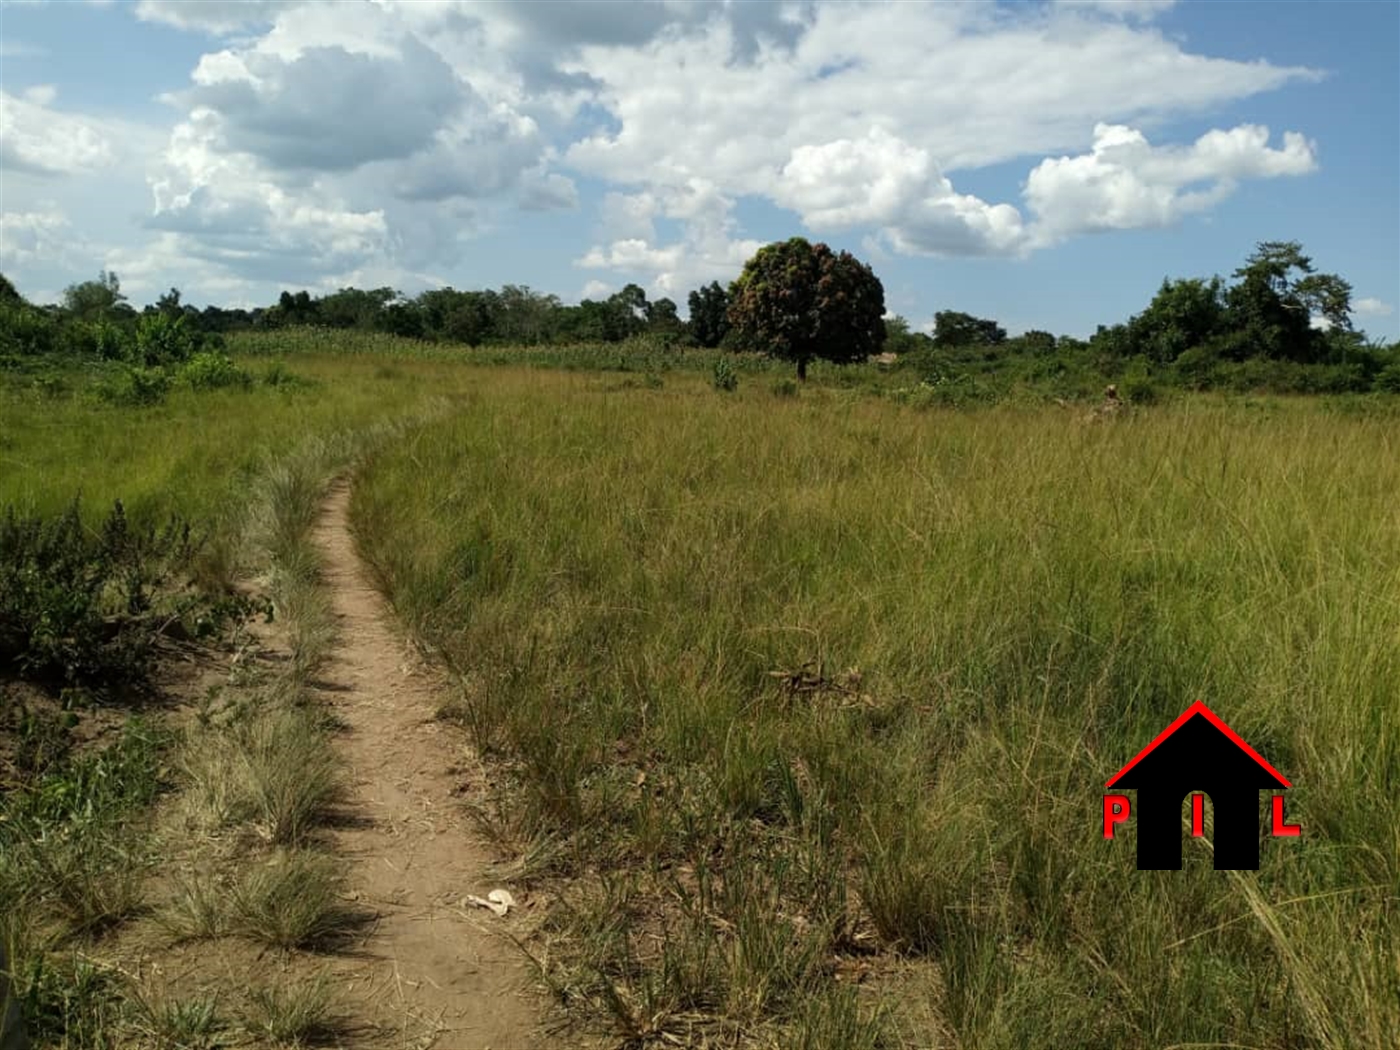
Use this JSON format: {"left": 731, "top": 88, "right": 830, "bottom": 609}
{"left": 605, "top": 284, "right": 650, "bottom": 340}
{"left": 268, "top": 290, "right": 320, "bottom": 327}
{"left": 380, "top": 301, "right": 425, "bottom": 339}
{"left": 0, "top": 273, "right": 24, "bottom": 305}
{"left": 63, "top": 270, "right": 126, "bottom": 322}
{"left": 155, "top": 287, "right": 184, "bottom": 317}
{"left": 198, "top": 305, "right": 257, "bottom": 333}
{"left": 687, "top": 281, "right": 731, "bottom": 348}
{"left": 932, "top": 310, "right": 1006, "bottom": 348}
{"left": 646, "top": 296, "right": 683, "bottom": 334}
{"left": 443, "top": 291, "right": 503, "bottom": 346}
{"left": 497, "top": 285, "right": 560, "bottom": 345}
{"left": 727, "top": 237, "right": 885, "bottom": 380}
{"left": 317, "top": 287, "right": 396, "bottom": 329}
{"left": 1019, "top": 330, "right": 1058, "bottom": 354}
{"left": 882, "top": 315, "right": 934, "bottom": 356}
{"left": 567, "top": 299, "right": 620, "bottom": 342}
{"left": 1294, "top": 272, "right": 1354, "bottom": 333}
{"left": 1127, "top": 277, "right": 1227, "bottom": 363}
{"left": 1223, "top": 240, "right": 1348, "bottom": 363}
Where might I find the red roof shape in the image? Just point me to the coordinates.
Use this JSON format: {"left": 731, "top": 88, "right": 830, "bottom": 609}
{"left": 1105, "top": 700, "right": 1291, "bottom": 789}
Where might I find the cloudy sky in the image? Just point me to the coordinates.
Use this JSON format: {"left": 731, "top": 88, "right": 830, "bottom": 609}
{"left": 1, "top": 0, "right": 1396, "bottom": 337}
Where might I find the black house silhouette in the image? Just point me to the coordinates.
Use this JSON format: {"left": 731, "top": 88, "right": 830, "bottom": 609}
{"left": 1106, "top": 701, "right": 1290, "bottom": 870}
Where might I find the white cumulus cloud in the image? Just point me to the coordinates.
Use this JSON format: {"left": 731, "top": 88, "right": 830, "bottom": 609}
{"left": 0, "top": 207, "right": 71, "bottom": 268}
{"left": 1353, "top": 297, "right": 1394, "bottom": 317}
{"left": 135, "top": 0, "right": 294, "bottom": 33}
{"left": 0, "top": 90, "right": 114, "bottom": 175}
{"left": 777, "top": 128, "right": 1027, "bottom": 257}
{"left": 1024, "top": 123, "right": 1316, "bottom": 246}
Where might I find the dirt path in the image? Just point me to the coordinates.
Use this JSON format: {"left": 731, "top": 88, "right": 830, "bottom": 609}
{"left": 311, "top": 481, "right": 545, "bottom": 1049}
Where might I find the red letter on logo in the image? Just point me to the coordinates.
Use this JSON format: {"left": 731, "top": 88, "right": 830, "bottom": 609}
{"left": 1271, "top": 795, "right": 1301, "bottom": 837}
{"left": 1191, "top": 794, "right": 1205, "bottom": 837}
{"left": 1103, "top": 794, "right": 1131, "bottom": 838}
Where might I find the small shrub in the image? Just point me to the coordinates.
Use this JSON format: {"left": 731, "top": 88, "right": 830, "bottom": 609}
{"left": 62, "top": 320, "right": 132, "bottom": 362}
{"left": 134, "top": 313, "right": 199, "bottom": 367}
{"left": 29, "top": 372, "right": 68, "bottom": 400}
{"left": 10, "top": 952, "right": 125, "bottom": 1050}
{"left": 229, "top": 850, "right": 354, "bottom": 950}
{"left": 156, "top": 874, "right": 227, "bottom": 942}
{"left": 263, "top": 361, "right": 310, "bottom": 388}
{"left": 180, "top": 351, "right": 251, "bottom": 391}
{"left": 0, "top": 500, "right": 197, "bottom": 686}
{"left": 771, "top": 378, "right": 799, "bottom": 398}
{"left": 241, "top": 973, "right": 338, "bottom": 1046}
{"left": 1371, "top": 360, "right": 1400, "bottom": 394}
{"left": 94, "top": 364, "right": 171, "bottom": 406}
{"left": 0, "top": 303, "right": 59, "bottom": 357}
{"left": 5, "top": 827, "right": 148, "bottom": 935}
{"left": 236, "top": 708, "right": 342, "bottom": 846}
{"left": 1119, "top": 373, "right": 1159, "bottom": 405}
{"left": 128, "top": 989, "right": 224, "bottom": 1050}
{"left": 712, "top": 356, "right": 738, "bottom": 392}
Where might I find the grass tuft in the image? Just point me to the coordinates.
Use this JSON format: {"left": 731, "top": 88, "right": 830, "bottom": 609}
{"left": 240, "top": 972, "right": 341, "bottom": 1047}
{"left": 228, "top": 849, "right": 359, "bottom": 951}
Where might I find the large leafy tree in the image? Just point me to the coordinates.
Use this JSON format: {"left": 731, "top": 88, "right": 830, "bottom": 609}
{"left": 726, "top": 238, "right": 885, "bottom": 379}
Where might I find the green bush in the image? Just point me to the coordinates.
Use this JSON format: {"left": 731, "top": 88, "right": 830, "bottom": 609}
{"left": 772, "top": 378, "right": 799, "bottom": 398}
{"left": 134, "top": 313, "right": 199, "bottom": 367}
{"left": 0, "top": 304, "right": 59, "bottom": 357}
{"left": 0, "top": 500, "right": 197, "bottom": 686}
{"left": 28, "top": 372, "right": 68, "bottom": 400}
{"left": 60, "top": 320, "right": 131, "bottom": 361}
{"left": 179, "top": 351, "right": 251, "bottom": 391}
{"left": 94, "top": 364, "right": 171, "bottom": 406}
{"left": 261, "top": 361, "right": 311, "bottom": 388}
{"left": 713, "top": 355, "right": 738, "bottom": 392}
{"left": 1375, "top": 360, "right": 1400, "bottom": 394}
{"left": 1119, "top": 368, "right": 1160, "bottom": 405}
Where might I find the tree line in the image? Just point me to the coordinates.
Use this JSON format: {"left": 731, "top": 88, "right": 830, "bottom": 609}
{"left": 2, "top": 237, "right": 1396, "bottom": 394}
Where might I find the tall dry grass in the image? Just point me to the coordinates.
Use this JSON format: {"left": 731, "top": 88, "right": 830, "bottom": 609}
{"left": 352, "top": 369, "right": 1399, "bottom": 1047}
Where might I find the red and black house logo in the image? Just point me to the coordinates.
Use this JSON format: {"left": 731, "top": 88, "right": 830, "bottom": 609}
{"left": 1103, "top": 701, "right": 1301, "bottom": 870}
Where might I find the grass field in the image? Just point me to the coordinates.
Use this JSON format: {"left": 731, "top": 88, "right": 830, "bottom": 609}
{"left": 351, "top": 368, "right": 1399, "bottom": 1047}
{"left": 3, "top": 343, "right": 1397, "bottom": 1047}
{"left": 1, "top": 350, "right": 482, "bottom": 1046}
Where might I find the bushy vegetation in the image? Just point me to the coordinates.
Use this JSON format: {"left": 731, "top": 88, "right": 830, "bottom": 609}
{"left": 1, "top": 401, "right": 390, "bottom": 1048}
{"left": 0, "top": 500, "right": 206, "bottom": 687}
{"left": 8, "top": 238, "right": 1392, "bottom": 399}
{"left": 353, "top": 371, "right": 1398, "bottom": 1046}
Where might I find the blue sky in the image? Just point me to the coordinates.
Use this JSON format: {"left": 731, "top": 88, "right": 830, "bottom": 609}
{"left": 1, "top": 0, "right": 1396, "bottom": 339}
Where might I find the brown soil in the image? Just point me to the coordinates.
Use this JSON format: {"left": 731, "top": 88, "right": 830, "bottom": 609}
{"left": 311, "top": 481, "right": 546, "bottom": 1049}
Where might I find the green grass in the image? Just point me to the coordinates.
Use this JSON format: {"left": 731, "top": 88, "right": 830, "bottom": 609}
{"left": 3, "top": 346, "right": 452, "bottom": 1046}
{"left": 5, "top": 333, "right": 1397, "bottom": 1046}
{"left": 0, "top": 351, "right": 478, "bottom": 531}
{"left": 350, "top": 369, "right": 1399, "bottom": 1047}
{"left": 240, "top": 972, "right": 339, "bottom": 1047}
{"left": 228, "top": 849, "right": 357, "bottom": 951}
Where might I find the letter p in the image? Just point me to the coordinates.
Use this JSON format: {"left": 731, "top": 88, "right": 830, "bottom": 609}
{"left": 1103, "top": 794, "right": 1131, "bottom": 838}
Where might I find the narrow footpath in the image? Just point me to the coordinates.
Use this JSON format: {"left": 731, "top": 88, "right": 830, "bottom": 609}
{"left": 312, "top": 481, "right": 544, "bottom": 1049}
